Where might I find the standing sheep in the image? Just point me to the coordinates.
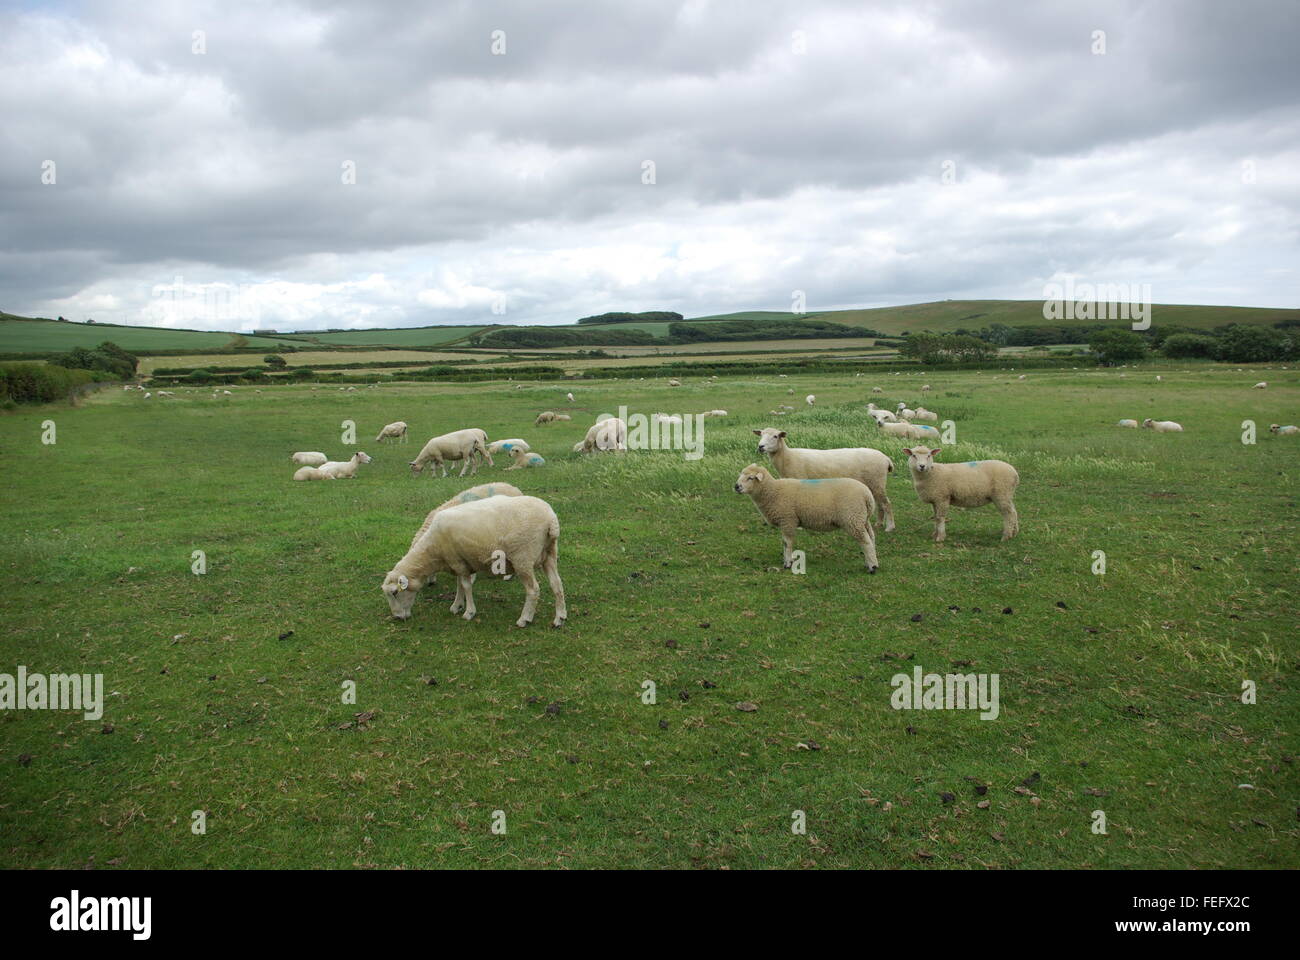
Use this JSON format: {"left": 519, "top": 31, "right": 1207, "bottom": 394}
{"left": 1141, "top": 419, "right": 1183, "bottom": 433}
{"left": 381, "top": 495, "right": 566, "bottom": 628}
{"left": 911, "top": 406, "right": 939, "bottom": 422}
{"left": 754, "top": 427, "right": 894, "bottom": 532}
{"left": 410, "top": 429, "right": 493, "bottom": 477}
{"left": 566, "top": 392, "right": 575, "bottom": 402}
{"left": 902, "top": 446, "right": 1020, "bottom": 543}
{"left": 375, "top": 421, "right": 409, "bottom": 443}
{"left": 535, "top": 411, "right": 558, "bottom": 425}
{"left": 806, "top": 394, "right": 816, "bottom": 406}
{"left": 733, "top": 465, "right": 879, "bottom": 573}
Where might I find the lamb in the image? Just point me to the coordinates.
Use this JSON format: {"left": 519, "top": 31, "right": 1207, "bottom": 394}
{"left": 582, "top": 416, "right": 628, "bottom": 453}
{"left": 806, "top": 394, "right": 816, "bottom": 406}
{"left": 1269, "top": 424, "right": 1298, "bottom": 436}
{"left": 701, "top": 409, "right": 728, "bottom": 417}
{"left": 1141, "top": 419, "right": 1183, "bottom": 433}
{"left": 733, "top": 465, "right": 879, "bottom": 573}
{"left": 505, "top": 448, "right": 546, "bottom": 470}
{"left": 410, "top": 429, "right": 493, "bottom": 478}
{"left": 876, "top": 420, "right": 940, "bottom": 442}
{"left": 903, "top": 446, "right": 1020, "bottom": 543}
{"left": 753, "top": 427, "right": 895, "bottom": 532}
{"left": 1254, "top": 382, "right": 1268, "bottom": 389}
{"left": 896, "top": 403, "right": 917, "bottom": 420}
{"left": 535, "top": 411, "right": 558, "bottom": 425}
{"left": 1116, "top": 419, "right": 1139, "bottom": 428}
{"left": 293, "top": 451, "right": 372, "bottom": 481}
{"left": 375, "top": 421, "right": 408, "bottom": 443}
{"left": 486, "top": 438, "right": 530, "bottom": 456}
{"left": 381, "top": 495, "right": 566, "bottom": 628}
{"left": 911, "top": 406, "right": 939, "bottom": 422}
{"left": 291, "top": 451, "right": 328, "bottom": 466}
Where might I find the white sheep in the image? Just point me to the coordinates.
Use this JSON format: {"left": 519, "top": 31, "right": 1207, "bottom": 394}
{"left": 734, "top": 464, "right": 879, "bottom": 573}
{"left": 487, "top": 438, "right": 530, "bottom": 456}
{"left": 903, "top": 446, "right": 1020, "bottom": 543}
{"left": 871, "top": 386, "right": 883, "bottom": 394}
{"left": 652, "top": 412, "right": 683, "bottom": 426}
{"left": 1269, "top": 424, "right": 1298, "bottom": 436}
{"left": 294, "top": 451, "right": 372, "bottom": 481}
{"left": 896, "top": 403, "right": 917, "bottom": 420}
{"left": 566, "top": 392, "right": 574, "bottom": 402}
{"left": 806, "top": 394, "right": 816, "bottom": 406}
{"left": 381, "top": 495, "right": 566, "bottom": 627}
{"left": 911, "top": 406, "right": 939, "bottom": 422}
{"left": 375, "top": 421, "right": 408, "bottom": 443}
{"left": 921, "top": 384, "right": 931, "bottom": 392}
{"left": 1155, "top": 375, "right": 1162, "bottom": 382}
{"left": 410, "top": 429, "right": 493, "bottom": 477}
{"left": 553, "top": 413, "right": 572, "bottom": 421}
{"left": 1142, "top": 419, "right": 1183, "bottom": 433}
{"left": 535, "top": 411, "right": 558, "bottom": 425}
{"left": 701, "top": 409, "right": 728, "bottom": 417}
{"left": 668, "top": 379, "right": 681, "bottom": 387}
{"left": 1254, "top": 382, "right": 1268, "bottom": 389}
{"left": 876, "top": 420, "right": 940, "bottom": 442}
{"left": 1116, "top": 419, "right": 1139, "bottom": 428}
{"left": 582, "top": 416, "right": 627, "bottom": 453}
{"left": 505, "top": 448, "right": 546, "bottom": 470}
{"left": 291, "top": 451, "right": 328, "bottom": 466}
{"left": 867, "top": 403, "right": 898, "bottom": 423}
{"left": 572, "top": 440, "right": 587, "bottom": 452}
{"left": 753, "top": 427, "right": 895, "bottom": 532}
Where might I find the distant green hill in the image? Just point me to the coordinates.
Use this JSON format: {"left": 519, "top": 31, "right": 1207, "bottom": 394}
{"left": 0, "top": 313, "right": 303, "bottom": 354}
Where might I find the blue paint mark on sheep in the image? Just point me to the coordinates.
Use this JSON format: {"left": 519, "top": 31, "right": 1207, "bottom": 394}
{"left": 460, "top": 492, "right": 479, "bottom": 503}
{"left": 799, "top": 479, "right": 826, "bottom": 483}
{"left": 964, "top": 461, "right": 981, "bottom": 467}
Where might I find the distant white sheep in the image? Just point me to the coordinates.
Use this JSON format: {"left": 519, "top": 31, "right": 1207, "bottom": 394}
{"left": 382, "top": 495, "right": 566, "bottom": 627}
{"left": 535, "top": 411, "right": 557, "bottom": 425}
{"left": 734, "top": 464, "right": 879, "bottom": 573}
{"left": 903, "top": 446, "right": 1020, "bottom": 543}
{"left": 871, "top": 386, "right": 883, "bottom": 393}
{"left": 294, "top": 452, "right": 372, "bottom": 481}
{"left": 921, "top": 384, "right": 931, "bottom": 392}
{"left": 410, "top": 429, "right": 492, "bottom": 477}
{"left": 566, "top": 392, "right": 574, "bottom": 402}
{"left": 1142, "top": 419, "right": 1183, "bottom": 433}
{"left": 582, "top": 416, "right": 627, "bottom": 453}
{"left": 754, "top": 427, "right": 894, "bottom": 532}
{"left": 668, "top": 379, "right": 681, "bottom": 387}
{"left": 1254, "top": 382, "right": 1268, "bottom": 389}
{"left": 911, "top": 406, "right": 939, "bottom": 422}
{"left": 806, "top": 394, "right": 816, "bottom": 406}
{"left": 896, "top": 403, "right": 917, "bottom": 420}
{"left": 375, "top": 421, "right": 408, "bottom": 443}
{"left": 291, "top": 451, "right": 328, "bottom": 466}
{"left": 1269, "top": 424, "right": 1298, "bottom": 436}
{"left": 1116, "top": 419, "right": 1138, "bottom": 428}
{"left": 701, "top": 409, "right": 728, "bottom": 417}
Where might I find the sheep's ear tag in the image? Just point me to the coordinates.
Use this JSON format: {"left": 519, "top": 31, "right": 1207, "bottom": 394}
{"left": 398, "top": 575, "right": 409, "bottom": 591}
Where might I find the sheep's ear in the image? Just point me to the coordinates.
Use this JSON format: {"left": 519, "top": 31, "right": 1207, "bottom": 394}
{"left": 398, "top": 574, "right": 409, "bottom": 591}
{"left": 752, "top": 429, "right": 762, "bottom": 436}
{"left": 778, "top": 431, "right": 786, "bottom": 439}
{"left": 930, "top": 446, "right": 942, "bottom": 456}
{"left": 902, "top": 447, "right": 912, "bottom": 456}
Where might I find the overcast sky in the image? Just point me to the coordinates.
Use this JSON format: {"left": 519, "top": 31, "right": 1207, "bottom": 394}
{"left": 2, "top": 0, "right": 1297, "bottom": 331}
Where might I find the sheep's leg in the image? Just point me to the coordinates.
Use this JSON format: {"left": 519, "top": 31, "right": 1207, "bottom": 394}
{"left": 932, "top": 501, "right": 949, "bottom": 543}
{"left": 515, "top": 568, "right": 540, "bottom": 627}
{"left": 875, "top": 486, "right": 895, "bottom": 533}
{"left": 858, "top": 523, "right": 880, "bottom": 574}
{"left": 997, "top": 498, "right": 1019, "bottom": 540}
{"left": 451, "top": 573, "right": 477, "bottom": 614}
{"left": 458, "top": 575, "right": 476, "bottom": 620}
{"left": 458, "top": 456, "right": 471, "bottom": 478}
{"left": 779, "top": 526, "right": 798, "bottom": 568}
{"left": 437, "top": 459, "right": 447, "bottom": 478}
{"left": 543, "top": 544, "right": 566, "bottom": 627}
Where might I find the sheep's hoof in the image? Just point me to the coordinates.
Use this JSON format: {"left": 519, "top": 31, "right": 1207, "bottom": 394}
{"left": 551, "top": 617, "right": 565, "bottom": 628}
{"left": 868, "top": 565, "right": 878, "bottom": 574}
{"left": 515, "top": 617, "right": 531, "bottom": 628}
{"left": 462, "top": 610, "right": 475, "bottom": 621}
{"left": 450, "top": 604, "right": 463, "bottom": 614}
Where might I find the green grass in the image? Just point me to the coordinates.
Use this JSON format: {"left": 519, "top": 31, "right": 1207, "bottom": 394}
{"left": 304, "top": 326, "right": 486, "bottom": 347}
{"left": 0, "top": 365, "right": 1296, "bottom": 869}
{"left": 0, "top": 314, "right": 301, "bottom": 353}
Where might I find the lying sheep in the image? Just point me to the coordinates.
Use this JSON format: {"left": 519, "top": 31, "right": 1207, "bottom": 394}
{"left": 505, "top": 448, "right": 546, "bottom": 470}
{"left": 410, "top": 429, "right": 493, "bottom": 478}
{"left": 701, "top": 409, "right": 728, "bottom": 417}
{"left": 291, "top": 451, "right": 328, "bottom": 466}
{"left": 896, "top": 403, "right": 917, "bottom": 420}
{"left": 867, "top": 403, "right": 898, "bottom": 423}
{"left": 733, "top": 465, "right": 879, "bottom": 573}
{"left": 668, "top": 379, "right": 681, "bottom": 387}
{"left": 871, "top": 386, "right": 883, "bottom": 394}
{"left": 754, "top": 427, "right": 895, "bottom": 532}
{"left": 294, "top": 451, "right": 372, "bottom": 481}
{"left": 582, "top": 416, "right": 627, "bottom": 453}
{"left": 553, "top": 413, "right": 572, "bottom": 421}
{"left": 1142, "top": 418, "right": 1183, "bottom": 433}
{"left": 535, "top": 411, "right": 558, "bottom": 425}
{"left": 487, "top": 438, "right": 531, "bottom": 456}
{"left": 876, "top": 420, "right": 939, "bottom": 442}
{"left": 1116, "top": 419, "right": 1139, "bottom": 428}
{"left": 381, "top": 494, "right": 566, "bottom": 627}
{"left": 903, "top": 446, "right": 1020, "bottom": 543}
{"left": 652, "top": 412, "right": 683, "bottom": 426}
{"left": 572, "top": 440, "right": 587, "bottom": 452}
{"left": 1254, "top": 382, "right": 1268, "bottom": 389}
{"left": 375, "top": 421, "right": 409, "bottom": 443}
{"left": 911, "top": 406, "right": 939, "bottom": 422}
{"left": 1269, "top": 424, "right": 1298, "bottom": 436}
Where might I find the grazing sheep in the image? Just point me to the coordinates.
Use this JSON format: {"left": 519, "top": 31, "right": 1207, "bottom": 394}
{"left": 1017, "top": 375, "right": 1026, "bottom": 381}
{"left": 733, "top": 465, "right": 879, "bottom": 573}
{"left": 572, "top": 440, "right": 587, "bottom": 452}
{"left": 903, "top": 446, "right": 1020, "bottom": 543}
{"left": 1269, "top": 424, "right": 1298, "bottom": 436}
{"left": 410, "top": 482, "right": 526, "bottom": 548}
{"left": 381, "top": 495, "right": 566, "bottom": 627}
{"left": 1141, "top": 418, "right": 1183, "bottom": 433}
{"left": 753, "top": 427, "right": 895, "bottom": 532}
{"left": 806, "top": 394, "right": 816, "bottom": 406}
{"left": 668, "top": 379, "right": 681, "bottom": 387}
{"left": 535, "top": 411, "right": 558, "bottom": 425}
{"left": 410, "top": 429, "right": 493, "bottom": 478}
{"left": 375, "top": 421, "right": 409, "bottom": 443}
{"left": 1155, "top": 375, "right": 1162, "bottom": 382}
{"left": 1116, "top": 419, "right": 1139, "bottom": 428}
{"left": 291, "top": 451, "right": 328, "bottom": 466}
{"left": 566, "top": 392, "right": 574, "bottom": 402}
{"left": 505, "top": 448, "right": 546, "bottom": 470}
{"left": 1254, "top": 382, "right": 1268, "bottom": 389}
{"left": 486, "top": 438, "right": 530, "bottom": 456}
{"left": 582, "top": 416, "right": 628, "bottom": 453}
{"left": 911, "top": 406, "right": 939, "bottom": 422}
{"left": 294, "top": 451, "right": 373, "bottom": 481}
{"left": 876, "top": 420, "right": 939, "bottom": 442}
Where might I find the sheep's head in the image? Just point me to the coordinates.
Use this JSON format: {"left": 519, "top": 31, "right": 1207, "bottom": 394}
{"left": 409, "top": 460, "right": 424, "bottom": 476}
{"left": 381, "top": 571, "right": 425, "bottom": 619}
{"left": 476, "top": 439, "right": 495, "bottom": 467}
{"left": 734, "top": 464, "right": 771, "bottom": 494}
{"left": 753, "top": 427, "right": 787, "bottom": 455}
{"left": 1141, "top": 418, "right": 1154, "bottom": 428}
{"left": 903, "top": 446, "right": 941, "bottom": 473}
{"left": 1269, "top": 424, "right": 1281, "bottom": 433}
{"left": 354, "top": 452, "right": 372, "bottom": 464}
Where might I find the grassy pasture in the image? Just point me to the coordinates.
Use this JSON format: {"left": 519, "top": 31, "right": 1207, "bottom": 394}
{"left": 0, "top": 366, "right": 1296, "bottom": 869}
{"left": 304, "top": 326, "right": 486, "bottom": 347}
{"left": 0, "top": 316, "right": 299, "bottom": 354}
{"left": 137, "top": 350, "right": 478, "bottom": 374}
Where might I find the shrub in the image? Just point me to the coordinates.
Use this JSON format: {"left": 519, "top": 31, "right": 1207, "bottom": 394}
{"left": 1161, "top": 334, "right": 1218, "bottom": 359}
{"left": 1088, "top": 328, "right": 1148, "bottom": 364}
{"left": 0, "top": 362, "right": 97, "bottom": 404}
{"left": 1215, "top": 325, "right": 1295, "bottom": 363}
